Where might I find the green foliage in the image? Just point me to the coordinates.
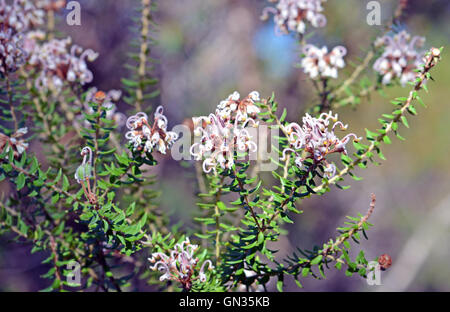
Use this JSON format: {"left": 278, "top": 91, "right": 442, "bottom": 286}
{"left": 122, "top": 0, "right": 160, "bottom": 114}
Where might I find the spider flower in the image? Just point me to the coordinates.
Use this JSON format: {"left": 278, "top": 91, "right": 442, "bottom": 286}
{"left": 28, "top": 37, "right": 98, "bottom": 92}
{"left": 301, "top": 44, "right": 347, "bottom": 79}
{"left": 216, "top": 91, "right": 261, "bottom": 123}
{"left": 190, "top": 93, "right": 259, "bottom": 174}
{"left": 281, "top": 111, "right": 360, "bottom": 177}
{"left": 262, "top": 0, "right": 327, "bottom": 35}
{"left": 0, "top": 27, "right": 25, "bottom": 74}
{"left": 0, "top": 0, "right": 47, "bottom": 74}
{"left": 0, "top": 0, "right": 45, "bottom": 34}
{"left": 0, "top": 127, "right": 28, "bottom": 158}
{"left": 125, "top": 106, "right": 178, "bottom": 155}
{"left": 148, "top": 237, "right": 214, "bottom": 290}
{"left": 373, "top": 30, "right": 425, "bottom": 86}
{"left": 22, "top": 29, "right": 45, "bottom": 56}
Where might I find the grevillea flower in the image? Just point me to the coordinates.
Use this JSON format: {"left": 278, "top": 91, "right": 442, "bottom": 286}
{"left": 190, "top": 92, "right": 259, "bottom": 174}
{"left": 373, "top": 30, "right": 425, "bottom": 86}
{"left": 28, "top": 37, "right": 98, "bottom": 92}
{"left": 261, "top": 0, "right": 327, "bottom": 35}
{"left": 0, "top": 0, "right": 45, "bottom": 34}
{"left": 281, "top": 111, "right": 360, "bottom": 178}
{"left": 125, "top": 106, "right": 178, "bottom": 155}
{"left": 216, "top": 91, "right": 261, "bottom": 123}
{"left": 75, "top": 88, "right": 126, "bottom": 129}
{"left": 0, "top": 127, "right": 28, "bottom": 158}
{"left": 22, "top": 29, "right": 45, "bottom": 57}
{"left": 301, "top": 44, "right": 347, "bottom": 79}
{"left": 0, "top": 27, "right": 25, "bottom": 74}
{"left": 0, "top": 0, "right": 44, "bottom": 75}
{"left": 148, "top": 237, "right": 214, "bottom": 291}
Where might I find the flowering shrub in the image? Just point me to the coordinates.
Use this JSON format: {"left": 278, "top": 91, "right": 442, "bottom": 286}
{"left": 0, "top": 0, "right": 443, "bottom": 292}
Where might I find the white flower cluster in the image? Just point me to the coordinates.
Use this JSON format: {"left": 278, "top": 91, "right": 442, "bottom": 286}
{"left": 0, "top": 27, "right": 25, "bottom": 74}
{"left": 0, "top": 0, "right": 45, "bottom": 75}
{"left": 22, "top": 29, "right": 45, "bottom": 55}
{"left": 75, "top": 88, "right": 126, "bottom": 129}
{"left": 216, "top": 91, "right": 261, "bottom": 123}
{"left": 0, "top": 127, "right": 29, "bottom": 158}
{"left": 27, "top": 37, "right": 99, "bottom": 92}
{"left": 301, "top": 44, "right": 347, "bottom": 79}
{"left": 373, "top": 30, "right": 425, "bottom": 86}
{"left": 262, "top": 0, "right": 327, "bottom": 35}
{"left": 149, "top": 238, "right": 214, "bottom": 290}
{"left": 190, "top": 91, "right": 260, "bottom": 173}
{"left": 282, "top": 111, "right": 360, "bottom": 178}
{"left": 125, "top": 106, "right": 178, "bottom": 155}
{"left": 0, "top": 0, "right": 44, "bottom": 33}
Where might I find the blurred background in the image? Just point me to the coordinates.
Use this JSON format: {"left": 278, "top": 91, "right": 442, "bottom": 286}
{"left": 0, "top": 0, "right": 449, "bottom": 291}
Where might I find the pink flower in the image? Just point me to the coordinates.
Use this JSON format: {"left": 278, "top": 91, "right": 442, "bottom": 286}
{"left": 262, "top": 0, "right": 327, "bottom": 35}
{"left": 373, "top": 31, "right": 425, "bottom": 86}
{"left": 191, "top": 92, "right": 260, "bottom": 174}
{"left": 148, "top": 237, "right": 214, "bottom": 290}
{"left": 125, "top": 106, "right": 178, "bottom": 155}
{"left": 0, "top": 127, "right": 29, "bottom": 158}
{"left": 281, "top": 111, "right": 360, "bottom": 178}
{"left": 301, "top": 44, "right": 347, "bottom": 79}
{"left": 28, "top": 37, "right": 98, "bottom": 92}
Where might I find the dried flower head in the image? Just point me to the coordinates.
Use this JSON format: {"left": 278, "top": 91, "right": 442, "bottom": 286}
{"left": 0, "top": 127, "right": 28, "bottom": 158}
{"left": 28, "top": 37, "right": 99, "bottom": 92}
{"left": 125, "top": 106, "right": 178, "bottom": 155}
{"left": 378, "top": 253, "right": 392, "bottom": 270}
{"left": 301, "top": 44, "right": 347, "bottom": 79}
{"left": 75, "top": 88, "right": 126, "bottom": 129}
{"left": 93, "top": 90, "right": 107, "bottom": 103}
{"left": 281, "top": 111, "right": 360, "bottom": 177}
{"left": 262, "top": 0, "right": 327, "bottom": 35}
{"left": 190, "top": 92, "right": 259, "bottom": 173}
{"left": 373, "top": 30, "right": 425, "bottom": 86}
{"left": 148, "top": 237, "right": 214, "bottom": 291}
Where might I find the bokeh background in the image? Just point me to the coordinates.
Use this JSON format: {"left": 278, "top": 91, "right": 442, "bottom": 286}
{"left": 1, "top": 0, "right": 449, "bottom": 291}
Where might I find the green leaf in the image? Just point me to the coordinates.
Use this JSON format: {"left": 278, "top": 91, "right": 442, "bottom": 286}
{"left": 343, "top": 240, "right": 351, "bottom": 249}
{"left": 311, "top": 255, "right": 323, "bottom": 265}
{"left": 62, "top": 175, "right": 70, "bottom": 192}
{"left": 121, "top": 78, "right": 139, "bottom": 87}
{"left": 400, "top": 116, "right": 409, "bottom": 128}
{"left": 276, "top": 280, "right": 283, "bottom": 292}
{"left": 301, "top": 267, "right": 310, "bottom": 277}
{"left": 257, "top": 232, "right": 264, "bottom": 245}
{"left": 16, "top": 172, "right": 26, "bottom": 190}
